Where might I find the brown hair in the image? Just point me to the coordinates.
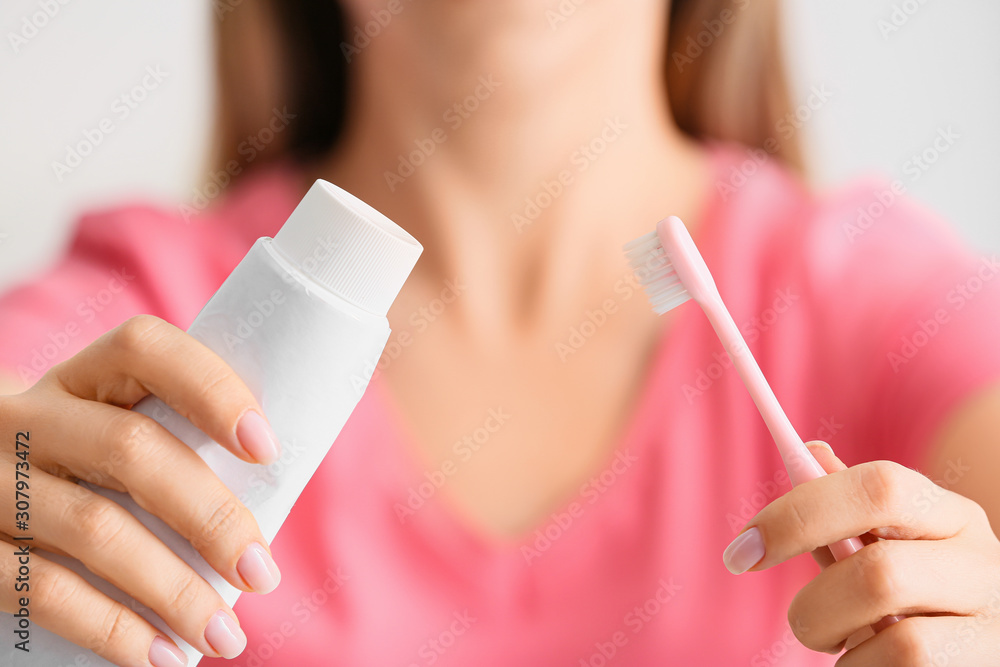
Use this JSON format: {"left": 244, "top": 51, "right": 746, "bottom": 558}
{"left": 668, "top": 0, "right": 803, "bottom": 172}
{"left": 211, "top": 0, "right": 802, "bottom": 177}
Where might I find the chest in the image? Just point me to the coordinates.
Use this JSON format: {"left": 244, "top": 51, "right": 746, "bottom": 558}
{"left": 377, "top": 302, "right": 666, "bottom": 539}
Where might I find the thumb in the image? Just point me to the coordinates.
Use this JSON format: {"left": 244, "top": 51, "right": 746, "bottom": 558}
{"left": 805, "top": 440, "right": 848, "bottom": 475}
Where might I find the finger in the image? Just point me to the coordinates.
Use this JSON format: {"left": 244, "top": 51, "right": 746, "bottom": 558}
{"left": 805, "top": 441, "right": 848, "bottom": 474}
{"left": 47, "top": 314, "right": 280, "bottom": 464}
{"left": 835, "top": 615, "right": 1000, "bottom": 667}
{"left": 732, "top": 461, "right": 978, "bottom": 573}
{"left": 806, "top": 442, "right": 878, "bottom": 570}
{"left": 0, "top": 459, "right": 77, "bottom": 561}
{"left": 789, "top": 538, "right": 997, "bottom": 652}
{"left": 26, "top": 400, "right": 280, "bottom": 595}
{"left": 0, "top": 539, "right": 188, "bottom": 667}
{"left": 805, "top": 441, "right": 849, "bottom": 570}
{"left": 6, "top": 470, "right": 247, "bottom": 658}
{"left": 4, "top": 391, "right": 126, "bottom": 494}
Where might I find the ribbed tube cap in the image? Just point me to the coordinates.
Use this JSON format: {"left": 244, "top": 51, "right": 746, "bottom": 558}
{"left": 273, "top": 180, "right": 423, "bottom": 316}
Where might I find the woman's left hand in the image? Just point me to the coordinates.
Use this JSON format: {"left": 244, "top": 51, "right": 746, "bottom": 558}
{"left": 723, "top": 441, "right": 1000, "bottom": 665}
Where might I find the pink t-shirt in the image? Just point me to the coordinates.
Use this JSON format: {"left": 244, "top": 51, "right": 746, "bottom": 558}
{"left": 3, "top": 146, "right": 1000, "bottom": 666}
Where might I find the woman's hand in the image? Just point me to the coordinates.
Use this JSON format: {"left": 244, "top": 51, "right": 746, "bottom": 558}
{"left": 0, "top": 315, "right": 283, "bottom": 667}
{"left": 723, "top": 441, "right": 1000, "bottom": 665}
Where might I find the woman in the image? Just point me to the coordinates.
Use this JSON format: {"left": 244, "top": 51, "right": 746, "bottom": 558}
{"left": 2, "top": 0, "right": 1000, "bottom": 665}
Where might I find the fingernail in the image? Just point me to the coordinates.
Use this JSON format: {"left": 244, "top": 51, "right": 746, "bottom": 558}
{"left": 236, "top": 410, "right": 281, "bottom": 464}
{"left": 237, "top": 542, "right": 282, "bottom": 594}
{"left": 723, "top": 527, "right": 766, "bottom": 575}
{"left": 805, "top": 440, "right": 834, "bottom": 455}
{"left": 149, "top": 636, "right": 187, "bottom": 667}
{"left": 204, "top": 610, "right": 247, "bottom": 659}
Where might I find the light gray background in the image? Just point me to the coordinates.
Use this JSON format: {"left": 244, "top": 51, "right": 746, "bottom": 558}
{"left": 1, "top": 0, "right": 998, "bottom": 293}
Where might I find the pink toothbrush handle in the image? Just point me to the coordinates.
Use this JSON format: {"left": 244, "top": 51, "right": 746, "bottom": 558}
{"left": 700, "top": 298, "right": 904, "bottom": 631}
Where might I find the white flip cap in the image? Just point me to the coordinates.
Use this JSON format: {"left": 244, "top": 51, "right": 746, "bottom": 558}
{"left": 272, "top": 180, "right": 423, "bottom": 316}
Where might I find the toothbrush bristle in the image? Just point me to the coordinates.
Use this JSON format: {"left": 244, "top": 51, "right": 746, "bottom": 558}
{"left": 623, "top": 230, "right": 691, "bottom": 315}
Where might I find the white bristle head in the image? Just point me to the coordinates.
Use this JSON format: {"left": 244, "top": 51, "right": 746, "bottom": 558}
{"left": 623, "top": 230, "right": 691, "bottom": 315}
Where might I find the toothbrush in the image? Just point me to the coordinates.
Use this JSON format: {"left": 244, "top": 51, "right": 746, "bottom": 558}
{"left": 624, "top": 216, "right": 903, "bottom": 632}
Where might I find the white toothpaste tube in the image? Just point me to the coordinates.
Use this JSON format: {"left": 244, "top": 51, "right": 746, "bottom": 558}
{"left": 15, "top": 180, "right": 422, "bottom": 666}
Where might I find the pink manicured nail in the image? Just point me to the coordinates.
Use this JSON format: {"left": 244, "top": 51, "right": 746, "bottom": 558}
{"left": 723, "top": 527, "right": 766, "bottom": 574}
{"left": 149, "top": 636, "right": 187, "bottom": 667}
{"left": 236, "top": 410, "right": 281, "bottom": 464}
{"left": 205, "top": 610, "right": 247, "bottom": 659}
{"left": 237, "top": 542, "right": 282, "bottom": 594}
{"left": 804, "top": 440, "right": 834, "bottom": 455}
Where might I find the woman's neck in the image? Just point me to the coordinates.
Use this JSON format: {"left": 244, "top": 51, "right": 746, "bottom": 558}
{"left": 316, "top": 1, "right": 712, "bottom": 336}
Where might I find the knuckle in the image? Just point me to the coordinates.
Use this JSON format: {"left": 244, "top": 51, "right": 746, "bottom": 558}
{"left": 0, "top": 395, "right": 21, "bottom": 446}
{"left": 90, "top": 605, "right": 135, "bottom": 656}
{"left": 962, "top": 496, "right": 991, "bottom": 530}
{"left": 857, "top": 540, "right": 902, "bottom": 611}
{"left": 884, "top": 620, "right": 933, "bottom": 665}
{"left": 786, "top": 594, "right": 814, "bottom": 647}
{"left": 112, "top": 315, "right": 169, "bottom": 355}
{"left": 194, "top": 365, "right": 239, "bottom": 407}
{"left": 856, "top": 460, "right": 907, "bottom": 518}
{"left": 31, "top": 568, "right": 78, "bottom": 612}
{"left": 108, "top": 413, "right": 155, "bottom": 467}
{"left": 162, "top": 569, "right": 206, "bottom": 618}
{"left": 194, "top": 491, "right": 246, "bottom": 550}
{"left": 72, "top": 498, "right": 128, "bottom": 551}
{"left": 781, "top": 497, "right": 811, "bottom": 543}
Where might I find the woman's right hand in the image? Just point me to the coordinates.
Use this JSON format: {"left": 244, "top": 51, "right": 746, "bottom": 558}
{"left": 0, "top": 315, "right": 283, "bottom": 667}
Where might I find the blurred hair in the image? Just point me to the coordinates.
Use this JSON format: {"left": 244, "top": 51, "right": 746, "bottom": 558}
{"left": 211, "top": 0, "right": 803, "bottom": 177}
{"left": 668, "top": 0, "right": 803, "bottom": 172}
